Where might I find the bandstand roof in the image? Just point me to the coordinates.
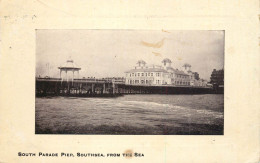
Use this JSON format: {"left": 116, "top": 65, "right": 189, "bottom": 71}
{"left": 58, "top": 59, "right": 81, "bottom": 71}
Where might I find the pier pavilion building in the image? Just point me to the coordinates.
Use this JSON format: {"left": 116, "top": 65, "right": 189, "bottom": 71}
{"left": 125, "top": 58, "right": 192, "bottom": 86}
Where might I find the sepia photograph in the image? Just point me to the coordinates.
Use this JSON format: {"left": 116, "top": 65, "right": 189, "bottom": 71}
{"left": 35, "top": 30, "right": 224, "bottom": 135}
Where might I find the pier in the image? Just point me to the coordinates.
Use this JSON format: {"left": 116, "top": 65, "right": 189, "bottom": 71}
{"left": 36, "top": 77, "right": 215, "bottom": 97}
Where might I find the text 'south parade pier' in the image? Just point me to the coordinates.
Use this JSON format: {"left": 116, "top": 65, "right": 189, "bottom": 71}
{"left": 36, "top": 58, "right": 223, "bottom": 97}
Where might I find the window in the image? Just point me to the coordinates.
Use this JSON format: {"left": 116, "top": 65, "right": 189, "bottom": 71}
{"left": 148, "top": 73, "right": 150, "bottom": 76}
{"left": 130, "top": 74, "right": 131, "bottom": 77}
{"left": 138, "top": 73, "right": 140, "bottom": 76}
{"left": 151, "top": 73, "right": 153, "bottom": 76}
{"left": 142, "top": 73, "right": 144, "bottom": 76}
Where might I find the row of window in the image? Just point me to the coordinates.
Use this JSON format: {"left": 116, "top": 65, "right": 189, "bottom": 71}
{"left": 175, "top": 81, "right": 190, "bottom": 85}
{"left": 128, "top": 80, "right": 153, "bottom": 84}
{"left": 176, "top": 75, "right": 189, "bottom": 79}
{"left": 127, "top": 79, "right": 190, "bottom": 85}
{"left": 129, "top": 72, "right": 160, "bottom": 77}
{"left": 128, "top": 73, "right": 190, "bottom": 79}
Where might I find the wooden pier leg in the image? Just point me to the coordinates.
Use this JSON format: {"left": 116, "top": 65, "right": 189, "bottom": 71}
{"left": 67, "top": 83, "right": 70, "bottom": 95}
{"left": 112, "top": 82, "right": 115, "bottom": 94}
{"left": 92, "top": 83, "right": 95, "bottom": 94}
{"left": 79, "top": 83, "right": 82, "bottom": 94}
{"left": 103, "top": 83, "right": 106, "bottom": 94}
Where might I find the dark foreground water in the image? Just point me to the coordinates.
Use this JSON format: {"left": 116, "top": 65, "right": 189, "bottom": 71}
{"left": 35, "top": 94, "right": 224, "bottom": 135}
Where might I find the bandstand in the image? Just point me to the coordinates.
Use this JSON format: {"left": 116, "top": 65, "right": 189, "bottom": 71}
{"left": 58, "top": 58, "right": 81, "bottom": 83}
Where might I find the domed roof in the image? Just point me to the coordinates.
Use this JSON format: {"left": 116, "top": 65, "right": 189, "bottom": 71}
{"left": 58, "top": 57, "right": 81, "bottom": 70}
{"left": 183, "top": 63, "right": 191, "bottom": 67}
{"left": 136, "top": 60, "right": 146, "bottom": 65}
{"left": 162, "top": 58, "right": 172, "bottom": 63}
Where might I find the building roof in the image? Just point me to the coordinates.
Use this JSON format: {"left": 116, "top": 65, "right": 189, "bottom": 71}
{"left": 125, "top": 68, "right": 168, "bottom": 73}
{"left": 174, "top": 69, "right": 189, "bottom": 75}
{"left": 166, "top": 66, "right": 189, "bottom": 75}
{"left": 166, "top": 67, "right": 175, "bottom": 71}
{"left": 58, "top": 58, "right": 81, "bottom": 70}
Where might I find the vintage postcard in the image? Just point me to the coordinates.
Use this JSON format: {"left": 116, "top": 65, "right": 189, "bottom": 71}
{"left": 0, "top": 0, "right": 259, "bottom": 163}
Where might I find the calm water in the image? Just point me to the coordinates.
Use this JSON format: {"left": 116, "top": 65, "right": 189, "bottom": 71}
{"left": 35, "top": 94, "right": 224, "bottom": 135}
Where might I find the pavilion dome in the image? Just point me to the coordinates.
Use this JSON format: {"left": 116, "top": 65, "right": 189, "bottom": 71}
{"left": 161, "top": 58, "right": 172, "bottom": 63}
{"left": 183, "top": 63, "right": 191, "bottom": 67}
{"left": 136, "top": 60, "right": 146, "bottom": 65}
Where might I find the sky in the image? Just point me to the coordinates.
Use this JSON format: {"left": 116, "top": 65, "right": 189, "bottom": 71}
{"left": 36, "top": 30, "right": 224, "bottom": 80}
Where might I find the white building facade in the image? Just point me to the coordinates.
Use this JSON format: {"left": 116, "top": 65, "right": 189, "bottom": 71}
{"left": 125, "top": 58, "right": 206, "bottom": 87}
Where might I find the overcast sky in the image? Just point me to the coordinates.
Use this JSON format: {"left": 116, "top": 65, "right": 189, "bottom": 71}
{"left": 36, "top": 30, "right": 224, "bottom": 80}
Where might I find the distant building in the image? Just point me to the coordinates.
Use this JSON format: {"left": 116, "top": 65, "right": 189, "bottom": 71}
{"left": 210, "top": 69, "right": 224, "bottom": 85}
{"left": 125, "top": 58, "right": 206, "bottom": 87}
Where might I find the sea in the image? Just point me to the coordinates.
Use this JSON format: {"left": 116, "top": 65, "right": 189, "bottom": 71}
{"left": 35, "top": 94, "right": 224, "bottom": 135}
